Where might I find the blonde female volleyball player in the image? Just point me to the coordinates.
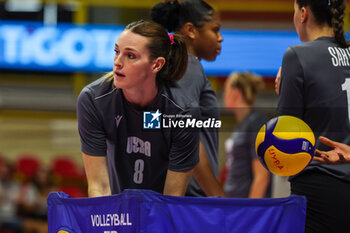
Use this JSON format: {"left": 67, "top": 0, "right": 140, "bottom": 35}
{"left": 277, "top": 0, "right": 350, "bottom": 232}
{"left": 77, "top": 20, "right": 199, "bottom": 197}
{"left": 223, "top": 72, "right": 271, "bottom": 198}
{"left": 151, "top": 0, "right": 224, "bottom": 197}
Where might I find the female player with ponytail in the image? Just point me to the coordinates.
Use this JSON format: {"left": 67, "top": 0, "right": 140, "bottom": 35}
{"left": 77, "top": 20, "right": 199, "bottom": 197}
{"left": 277, "top": 0, "right": 350, "bottom": 232}
{"left": 151, "top": 0, "right": 225, "bottom": 198}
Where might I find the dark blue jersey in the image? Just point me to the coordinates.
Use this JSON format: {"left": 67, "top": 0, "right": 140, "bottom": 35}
{"left": 278, "top": 37, "right": 350, "bottom": 181}
{"left": 77, "top": 76, "right": 199, "bottom": 194}
{"left": 170, "top": 55, "right": 219, "bottom": 197}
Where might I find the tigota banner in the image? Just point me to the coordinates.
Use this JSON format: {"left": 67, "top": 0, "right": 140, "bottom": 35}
{"left": 0, "top": 20, "right": 300, "bottom": 76}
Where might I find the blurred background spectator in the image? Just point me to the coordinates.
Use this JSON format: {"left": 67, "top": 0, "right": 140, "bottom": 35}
{"left": 222, "top": 72, "right": 271, "bottom": 198}
{"left": 0, "top": 157, "right": 22, "bottom": 233}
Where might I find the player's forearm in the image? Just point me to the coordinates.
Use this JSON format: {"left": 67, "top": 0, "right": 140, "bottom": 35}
{"left": 83, "top": 153, "right": 111, "bottom": 197}
{"left": 248, "top": 175, "right": 270, "bottom": 198}
{"left": 163, "top": 169, "right": 192, "bottom": 196}
{"left": 193, "top": 166, "right": 225, "bottom": 197}
{"left": 88, "top": 184, "right": 111, "bottom": 197}
{"left": 193, "top": 142, "right": 225, "bottom": 197}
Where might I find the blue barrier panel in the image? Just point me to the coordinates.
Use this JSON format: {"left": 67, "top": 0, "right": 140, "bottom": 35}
{"left": 47, "top": 189, "right": 306, "bottom": 233}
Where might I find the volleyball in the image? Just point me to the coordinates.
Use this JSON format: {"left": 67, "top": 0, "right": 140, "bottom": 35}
{"left": 255, "top": 115, "right": 315, "bottom": 176}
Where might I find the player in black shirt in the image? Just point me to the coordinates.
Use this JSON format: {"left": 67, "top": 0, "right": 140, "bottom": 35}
{"left": 77, "top": 20, "right": 199, "bottom": 197}
{"left": 277, "top": 0, "right": 350, "bottom": 232}
{"left": 151, "top": 0, "right": 224, "bottom": 197}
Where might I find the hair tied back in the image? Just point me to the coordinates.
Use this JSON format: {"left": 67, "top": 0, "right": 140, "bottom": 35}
{"left": 168, "top": 33, "right": 175, "bottom": 45}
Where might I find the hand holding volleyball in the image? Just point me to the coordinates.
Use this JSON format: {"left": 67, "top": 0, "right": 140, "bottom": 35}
{"left": 255, "top": 115, "right": 315, "bottom": 176}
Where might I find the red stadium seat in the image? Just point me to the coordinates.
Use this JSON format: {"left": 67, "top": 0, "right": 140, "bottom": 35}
{"left": 59, "top": 185, "right": 86, "bottom": 198}
{"left": 51, "top": 156, "right": 86, "bottom": 192}
{"left": 14, "top": 155, "right": 40, "bottom": 179}
{"left": 51, "top": 156, "right": 83, "bottom": 178}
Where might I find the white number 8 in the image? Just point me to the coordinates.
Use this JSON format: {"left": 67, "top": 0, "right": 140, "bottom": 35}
{"left": 133, "top": 159, "right": 144, "bottom": 184}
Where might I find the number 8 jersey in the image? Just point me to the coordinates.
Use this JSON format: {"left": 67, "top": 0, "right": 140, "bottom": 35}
{"left": 77, "top": 76, "right": 199, "bottom": 194}
{"left": 277, "top": 36, "right": 350, "bottom": 181}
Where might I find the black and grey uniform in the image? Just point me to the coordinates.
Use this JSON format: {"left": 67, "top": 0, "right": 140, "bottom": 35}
{"left": 278, "top": 37, "right": 350, "bottom": 233}
{"left": 170, "top": 55, "right": 219, "bottom": 197}
{"left": 224, "top": 110, "right": 271, "bottom": 198}
{"left": 77, "top": 77, "right": 199, "bottom": 194}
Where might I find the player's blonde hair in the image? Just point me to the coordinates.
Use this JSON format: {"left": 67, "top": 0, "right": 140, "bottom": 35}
{"left": 227, "top": 72, "right": 265, "bottom": 106}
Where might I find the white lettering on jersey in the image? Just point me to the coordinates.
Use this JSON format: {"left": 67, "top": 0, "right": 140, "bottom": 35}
{"left": 342, "top": 78, "right": 350, "bottom": 124}
{"left": 126, "top": 136, "right": 151, "bottom": 157}
{"left": 328, "top": 47, "right": 350, "bottom": 67}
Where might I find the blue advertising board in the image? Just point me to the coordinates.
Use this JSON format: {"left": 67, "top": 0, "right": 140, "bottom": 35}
{"left": 0, "top": 20, "right": 121, "bottom": 72}
{"left": 48, "top": 189, "right": 306, "bottom": 233}
{"left": 0, "top": 20, "right": 301, "bottom": 76}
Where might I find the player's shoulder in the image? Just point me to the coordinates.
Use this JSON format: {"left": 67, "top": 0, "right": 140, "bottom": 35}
{"left": 234, "top": 110, "right": 266, "bottom": 133}
{"left": 247, "top": 110, "right": 267, "bottom": 126}
{"left": 173, "top": 55, "right": 206, "bottom": 89}
{"left": 287, "top": 37, "right": 335, "bottom": 55}
{"left": 79, "top": 74, "right": 117, "bottom": 101}
{"left": 187, "top": 54, "right": 204, "bottom": 72}
{"left": 162, "top": 81, "right": 197, "bottom": 109}
{"left": 160, "top": 83, "right": 200, "bottom": 117}
{"left": 181, "top": 55, "right": 206, "bottom": 83}
{"left": 160, "top": 83, "right": 186, "bottom": 110}
{"left": 252, "top": 111, "right": 268, "bottom": 125}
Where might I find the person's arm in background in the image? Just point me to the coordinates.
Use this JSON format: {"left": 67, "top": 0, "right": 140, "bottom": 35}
{"left": 248, "top": 116, "right": 271, "bottom": 198}
{"left": 314, "top": 136, "right": 350, "bottom": 164}
{"left": 83, "top": 153, "right": 111, "bottom": 197}
{"left": 275, "top": 67, "right": 282, "bottom": 95}
{"left": 163, "top": 169, "right": 193, "bottom": 196}
{"left": 193, "top": 142, "right": 225, "bottom": 197}
{"left": 249, "top": 158, "right": 270, "bottom": 198}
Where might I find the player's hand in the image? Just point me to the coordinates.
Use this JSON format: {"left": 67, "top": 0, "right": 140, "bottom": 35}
{"left": 314, "top": 136, "right": 350, "bottom": 164}
{"left": 275, "top": 67, "right": 282, "bottom": 95}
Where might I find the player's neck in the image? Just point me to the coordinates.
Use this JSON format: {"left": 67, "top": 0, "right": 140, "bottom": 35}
{"left": 123, "top": 84, "right": 158, "bottom": 109}
{"left": 233, "top": 105, "right": 251, "bottom": 123}
{"left": 307, "top": 24, "right": 334, "bottom": 42}
{"left": 187, "top": 46, "right": 200, "bottom": 60}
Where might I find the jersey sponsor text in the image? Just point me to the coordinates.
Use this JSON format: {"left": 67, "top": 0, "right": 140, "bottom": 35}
{"left": 126, "top": 136, "right": 151, "bottom": 157}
